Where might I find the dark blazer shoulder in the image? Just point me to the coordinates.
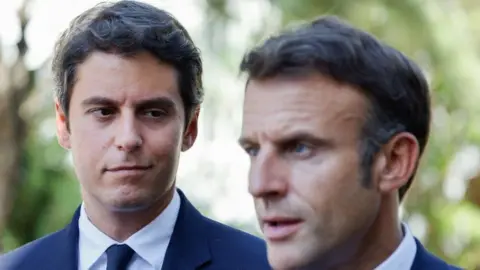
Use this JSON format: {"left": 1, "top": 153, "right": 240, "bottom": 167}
{"left": 0, "top": 229, "right": 67, "bottom": 269}
{"left": 0, "top": 208, "right": 80, "bottom": 270}
{"left": 203, "top": 216, "right": 268, "bottom": 258}
{"left": 412, "top": 238, "right": 463, "bottom": 270}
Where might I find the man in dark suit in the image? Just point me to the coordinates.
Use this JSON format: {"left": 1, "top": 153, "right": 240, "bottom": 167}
{"left": 0, "top": 1, "right": 269, "bottom": 269}
{"left": 237, "top": 16, "right": 463, "bottom": 270}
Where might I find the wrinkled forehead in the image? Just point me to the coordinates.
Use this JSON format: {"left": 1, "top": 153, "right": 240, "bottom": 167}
{"left": 241, "top": 75, "right": 368, "bottom": 143}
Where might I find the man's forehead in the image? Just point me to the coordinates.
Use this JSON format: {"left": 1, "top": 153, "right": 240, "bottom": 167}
{"left": 72, "top": 51, "right": 179, "bottom": 93}
{"left": 240, "top": 124, "right": 318, "bottom": 142}
{"left": 245, "top": 74, "right": 367, "bottom": 108}
{"left": 241, "top": 96, "right": 366, "bottom": 146}
{"left": 241, "top": 110, "right": 362, "bottom": 139}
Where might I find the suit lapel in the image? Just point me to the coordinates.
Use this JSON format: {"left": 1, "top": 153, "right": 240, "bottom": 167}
{"left": 411, "top": 238, "right": 427, "bottom": 270}
{"left": 53, "top": 209, "right": 80, "bottom": 270}
{"left": 162, "top": 189, "right": 211, "bottom": 270}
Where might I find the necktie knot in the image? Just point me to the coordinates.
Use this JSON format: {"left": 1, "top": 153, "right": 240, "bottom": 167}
{"left": 106, "top": 244, "right": 135, "bottom": 270}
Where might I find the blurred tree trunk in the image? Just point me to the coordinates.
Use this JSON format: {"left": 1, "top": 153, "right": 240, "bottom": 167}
{"left": 0, "top": 1, "right": 34, "bottom": 252}
{"left": 467, "top": 175, "right": 480, "bottom": 208}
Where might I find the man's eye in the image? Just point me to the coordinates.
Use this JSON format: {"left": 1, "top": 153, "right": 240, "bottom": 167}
{"left": 286, "top": 142, "right": 313, "bottom": 157}
{"left": 293, "top": 143, "right": 309, "bottom": 153}
{"left": 245, "top": 146, "right": 260, "bottom": 157}
{"left": 143, "top": 109, "right": 167, "bottom": 118}
{"left": 90, "top": 108, "right": 115, "bottom": 117}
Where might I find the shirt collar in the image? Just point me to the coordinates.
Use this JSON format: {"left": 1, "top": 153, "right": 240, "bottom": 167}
{"left": 374, "top": 223, "right": 417, "bottom": 270}
{"left": 126, "top": 190, "right": 180, "bottom": 267}
{"left": 78, "top": 204, "right": 116, "bottom": 269}
{"left": 78, "top": 189, "right": 181, "bottom": 269}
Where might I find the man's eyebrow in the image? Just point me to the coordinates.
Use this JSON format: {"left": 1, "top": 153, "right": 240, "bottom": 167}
{"left": 81, "top": 96, "right": 118, "bottom": 107}
{"left": 134, "top": 97, "right": 176, "bottom": 110}
{"left": 80, "top": 96, "right": 176, "bottom": 110}
{"left": 237, "top": 132, "right": 333, "bottom": 147}
{"left": 238, "top": 137, "right": 254, "bottom": 147}
{"left": 275, "top": 131, "right": 333, "bottom": 146}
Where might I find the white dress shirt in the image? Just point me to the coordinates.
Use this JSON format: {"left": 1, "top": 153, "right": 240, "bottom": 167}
{"left": 78, "top": 190, "right": 181, "bottom": 270}
{"left": 375, "top": 223, "right": 417, "bottom": 270}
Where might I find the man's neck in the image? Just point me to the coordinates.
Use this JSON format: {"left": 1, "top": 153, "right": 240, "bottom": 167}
{"left": 83, "top": 188, "right": 175, "bottom": 242}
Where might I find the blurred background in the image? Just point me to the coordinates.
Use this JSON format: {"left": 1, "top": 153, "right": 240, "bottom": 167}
{"left": 0, "top": 0, "right": 479, "bottom": 268}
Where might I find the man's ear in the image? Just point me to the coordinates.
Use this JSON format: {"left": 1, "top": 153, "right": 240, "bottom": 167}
{"left": 373, "top": 132, "right": 420, "bottom": 194}
{"left": 181, "top": 106, "right": 200, "bottom": 152}
{"left": 55, "top": 99, "right": 71, "bottom": 150}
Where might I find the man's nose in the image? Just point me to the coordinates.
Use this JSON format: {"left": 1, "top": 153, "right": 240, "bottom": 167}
{"left": 248, "top": 149, "right": 288, "bottom": 199}
{"left": 114, "top": 114, "right": 142, "bottom": 153}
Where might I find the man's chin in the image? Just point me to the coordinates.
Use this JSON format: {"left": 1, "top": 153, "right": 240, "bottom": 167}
{"left": 267, "top": 244, "right": 318, "bottom": 270}
{"left": 268, "top": 248, "right": 302, "bottom": 270}
{"left": 106, "top": 199, "right": 154, "bottom": 213}
{"left": 110, "top": 204, "right": 150, "bottom": 212}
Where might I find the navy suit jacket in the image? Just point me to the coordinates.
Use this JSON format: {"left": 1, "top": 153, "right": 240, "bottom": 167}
{"left": 0, "top": 189, "right": 271, "bottom": 270}
{"left": 411, "top": 238, "right": 463, "bottom": 270}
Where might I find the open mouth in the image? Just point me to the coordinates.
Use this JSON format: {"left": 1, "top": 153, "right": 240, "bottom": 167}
{"left": 267, "top": 220, "right": 300, "bottom": 227}
{"left": 262, "top": 218, "right": 303, "bottom": 241}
